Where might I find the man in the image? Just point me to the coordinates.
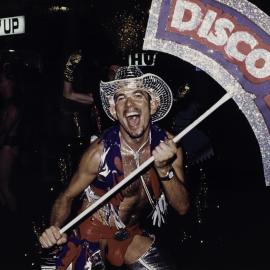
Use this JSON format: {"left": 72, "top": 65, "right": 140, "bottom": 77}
{"left": 39, "top": 66, "right": 189, "bottom": 269}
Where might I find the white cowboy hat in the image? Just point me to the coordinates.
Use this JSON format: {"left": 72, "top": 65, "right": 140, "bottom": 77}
{"left": 100, "top": 66, "right": 173, "bottom": 122}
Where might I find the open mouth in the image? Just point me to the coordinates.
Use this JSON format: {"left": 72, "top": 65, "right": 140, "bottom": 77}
{"left": 126, "top": 112, "right": 140, "bottom": 128}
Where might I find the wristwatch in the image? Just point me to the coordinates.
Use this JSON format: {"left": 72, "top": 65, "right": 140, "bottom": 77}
{"left": 159, "top": 169, "right": 174, "bottom": 181}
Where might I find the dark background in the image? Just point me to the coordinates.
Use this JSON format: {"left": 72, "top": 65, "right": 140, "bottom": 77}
{"left": 0, "top": 0, "right": 269, "bottom": 269}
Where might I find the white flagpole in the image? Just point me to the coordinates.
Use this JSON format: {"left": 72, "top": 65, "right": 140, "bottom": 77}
{"left": 60, "top": 92, "right": 233, "bottom": 234}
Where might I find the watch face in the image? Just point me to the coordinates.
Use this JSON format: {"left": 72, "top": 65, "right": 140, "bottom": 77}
{"left": 168, "top": 170, "right": 174, "bottom": 179}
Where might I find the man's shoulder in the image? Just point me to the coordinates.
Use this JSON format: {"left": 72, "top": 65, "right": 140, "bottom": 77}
{"left": 83, "top": 138, "right": 104, "bottom": 161}
{"left": 78, "top": 139, "right": 104, "bottom": 174}
{"left": 100, "top": 125, "right": 120, "bottom": 146}
{"left": 86, "top": 125, "right": 119, "bottom": 157}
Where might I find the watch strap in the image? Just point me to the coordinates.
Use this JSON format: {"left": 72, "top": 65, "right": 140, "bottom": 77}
{"left": 159, "top": 169, "right": 174, "bottom": 181}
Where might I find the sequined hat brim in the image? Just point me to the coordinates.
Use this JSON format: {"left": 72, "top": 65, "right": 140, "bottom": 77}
{"left": 100, "top": 73, "right": 173, "bottom": 122}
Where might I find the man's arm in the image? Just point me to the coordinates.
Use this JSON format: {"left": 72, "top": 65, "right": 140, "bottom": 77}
{"left": 152, "top": 138, "right": 189, "bottom": 215}
{"left": 63, "top": 81, "right": 94, "bottom": 105}
{"left": 39, "top": 140, "right": 103, "bottom": 248}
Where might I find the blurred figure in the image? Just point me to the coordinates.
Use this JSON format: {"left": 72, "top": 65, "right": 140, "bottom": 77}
{"left": 0, "top": 62, "right": 22, "bottom": 211}
{"left": 57, "top": 50, "right": 101, "bottom": 186}
{"left": 61, "top": 49, "right": 101, "bottom": 139}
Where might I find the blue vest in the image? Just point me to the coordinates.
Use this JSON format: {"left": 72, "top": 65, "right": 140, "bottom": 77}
{"left": 91, "top": 124, "right": 167, "bottom": 191}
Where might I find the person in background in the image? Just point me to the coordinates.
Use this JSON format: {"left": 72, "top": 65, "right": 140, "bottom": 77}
{"left": 57, "top": 50, "right": 101, "bottom": 186}
{"left": 0, "top": 62, "right": 22, "bottom": 211}
{"left": 39, "top": 66, "right": 189, "bottom": 269}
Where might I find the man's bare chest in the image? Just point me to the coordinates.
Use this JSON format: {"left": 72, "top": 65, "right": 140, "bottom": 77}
{"left": 120, "top": 146, "right": 152, "bottom": 198}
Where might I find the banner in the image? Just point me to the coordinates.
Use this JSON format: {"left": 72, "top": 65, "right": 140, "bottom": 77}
{"left": 144, "top": 0, "right": 270, "bottom": 185}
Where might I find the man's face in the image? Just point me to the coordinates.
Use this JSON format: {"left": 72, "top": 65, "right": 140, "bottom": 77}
{"left": 110, "top": 87, "right": 157, "bottom": 139}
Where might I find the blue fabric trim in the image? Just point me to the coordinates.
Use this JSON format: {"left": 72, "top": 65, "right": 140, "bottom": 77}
{"left": 91, "top": 124, "right": 166, "bottom": 191}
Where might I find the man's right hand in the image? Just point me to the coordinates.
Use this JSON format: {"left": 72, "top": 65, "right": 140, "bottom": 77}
{"left": 39, "top": 226, "right": 67, "bottom": 248}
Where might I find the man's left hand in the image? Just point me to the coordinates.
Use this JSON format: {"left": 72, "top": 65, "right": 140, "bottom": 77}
{"left": 152, "top": 139, "right": 177, "bottom": 176}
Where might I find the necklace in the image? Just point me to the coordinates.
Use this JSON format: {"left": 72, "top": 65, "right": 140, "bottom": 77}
{"left": 120, "top": 134, "right": 150, "bottom": 164}
{"left": 120, "top": 132, "right": 155, "bottom": 209}
{"left": 120, "top": 132, "right": 168, "bottom": 227}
